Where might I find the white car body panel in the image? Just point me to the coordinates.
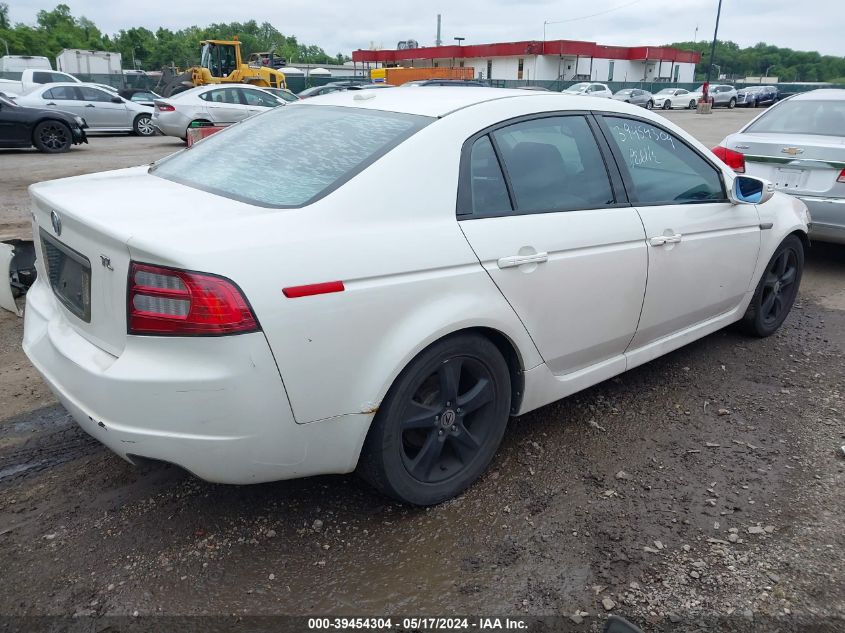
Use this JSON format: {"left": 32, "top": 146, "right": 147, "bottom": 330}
{"left": 23, "top": 88, "right": 809, "bottom": 484}
{"left": 652, "top": 89, "right": 692, "bottom": 109}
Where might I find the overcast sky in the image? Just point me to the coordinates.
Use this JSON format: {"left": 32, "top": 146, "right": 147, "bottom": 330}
{"left": 8, "top": 0, "right": 844, "bottom": 58}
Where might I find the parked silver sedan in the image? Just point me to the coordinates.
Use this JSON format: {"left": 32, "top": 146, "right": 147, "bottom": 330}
{"left": 612, "top": 88, "right": 654, "bottom": 109}
{"left": 15, "top": 82, "right": 155, "bottom": 136}
{"left": 718, "top": 89, "right": 845, "bottom": 244}
{"left": 152, "top": 83, "right": 285, "bottom": 140}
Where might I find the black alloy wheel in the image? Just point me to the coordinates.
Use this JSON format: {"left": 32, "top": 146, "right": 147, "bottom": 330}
{"left": 742, "top": 235, "right": 804, "bottom": 337}
{"left": 358, "top": 334, "right": 511, "bottom": 505}
{"left": 662, "top": 100, "right": 671, "bottom": 110}
{"left": 33, "top": 121, "right": 71, "bottom": 153}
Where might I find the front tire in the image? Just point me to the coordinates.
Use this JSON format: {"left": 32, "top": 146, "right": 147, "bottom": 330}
{"left": 358, "top": 333, "right": 511, "bottom": 506}
{"left": 646, "top": 100, "right": 653, "bottom": 110}
{"left": 689, "top": 99, "right": 697, "bottom": 109}
{"left": 33, "top": 120, "right": 72, "bottom": 153}
{"left": 133, "top": 114, "right": 155, "bottom": 136}
{"left": 741, "top": 235, "right": 804, "bottom": 337}
{"left": 662, "top": 100, "right": 671, "bottom": 110}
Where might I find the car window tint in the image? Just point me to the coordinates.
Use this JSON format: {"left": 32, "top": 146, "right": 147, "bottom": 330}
{"left": 131, "top": 92, "right": 154, "bottom": 101}
{"left": 151, "top": 105, "right": 431, "bottom": 207}
{"left": 79, "top": 87, "right": 113, "bottom": 102}
{"left": 43, "top": 86, "right": 77, "bottom": 100}
{"left": 604, "top": 116, "right": 724, "bottom": 204}
{"left": 204, "top": 88, "right": 241, "bottom": 104}
{"left": 468, "top": 135, "right": 511, "bottom": 215}
{"left": 492, "top": 116, "right": 614, "bottom": 213}
{"left": 33, "top": 71, "right": 69, "bottom": 84}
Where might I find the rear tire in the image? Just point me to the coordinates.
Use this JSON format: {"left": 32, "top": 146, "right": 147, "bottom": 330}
{"left": 646, "top": 100, "right": 653, "bottom": 109}
{"left": 741, "top": 236, "right": 804, "bottom": 337}
{"left": 132, "top": 114, "right": 155, "bottom": 137}
{"left": 32, "top": 120, "right": 72, "bottom": 153}
{"left": 357, "top": 333, "right": 511, "bottom": 506}
{"left": 728, "top": 97, "right": 737, "bottom": 109}
{"left": 689, "top": 99, "right": 697, "bottom": 109}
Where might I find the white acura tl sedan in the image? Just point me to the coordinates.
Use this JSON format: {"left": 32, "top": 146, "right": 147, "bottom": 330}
{"left": 23, "top": 89, "right": 810, "bottom": 505}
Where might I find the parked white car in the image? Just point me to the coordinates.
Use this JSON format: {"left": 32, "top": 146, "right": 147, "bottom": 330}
{"left": 152, "top": 84, "right": 285, "bottom": 140}
{"left": 23, "top": 89, "right": 810, "bottom": 505}
{"left": 562, "top": 82, "right": 613, "bottom": 98}
{"left": 652, "top": 88, "right": 692, "bottom": 110}
{"left": 15, "top": 82, "right": 155, "bottom": 135}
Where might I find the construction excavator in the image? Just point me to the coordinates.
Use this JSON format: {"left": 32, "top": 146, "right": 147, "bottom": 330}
{"left": 157, "top": 37, "right": 287, "bottom": 97}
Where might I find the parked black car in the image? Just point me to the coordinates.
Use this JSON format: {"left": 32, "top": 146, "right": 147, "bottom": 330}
{"left": 0, "top": 93, "right": 87, "bottom": 152}
{"left": 736, "top": 85, "right": 778, "bottom": 107}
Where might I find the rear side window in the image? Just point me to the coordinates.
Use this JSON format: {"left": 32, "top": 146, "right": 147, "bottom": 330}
{"left": 43, "top": 86, "right": 77, "bottom": 100}
{"left": 491, "top": 116, "right": 615, "bottom": 213}
{"left": 33, "top": 71, "right": 71, "bottom": 84}
{"left": 79, "top": 87, "right": 113, "bottom": 102}
{"left": 467, "top": 136, "right": 511, "bottom": 215}
{"left": 746, "top": 100, "right": 845, "bottom": 137}
{"left": 603, "top": 116, "right": 725, "bottom": 204}
{"left": 151, "top": 105, "right": 431, "bottom": 207}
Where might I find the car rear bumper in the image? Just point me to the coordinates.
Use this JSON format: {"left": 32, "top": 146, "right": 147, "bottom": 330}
{"left": 152, "top": 111, "right": 191, "bottom": 138}
{"left": 799, "top": 195, "right": 845, "bottom": 244}
{"left": 22, "top": 277, "right": 371, "bottom": 483}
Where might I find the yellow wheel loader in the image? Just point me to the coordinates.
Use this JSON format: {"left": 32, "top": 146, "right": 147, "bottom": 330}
{"left": 158, "top": 37, "right": 287, "bottom": 97}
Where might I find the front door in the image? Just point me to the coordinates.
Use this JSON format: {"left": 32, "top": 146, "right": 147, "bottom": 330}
{"left": 458, "top": 114, "right": 647, "bottom": 377}
{"left": 599, "top": 114, "right": 761, "bottom": 351}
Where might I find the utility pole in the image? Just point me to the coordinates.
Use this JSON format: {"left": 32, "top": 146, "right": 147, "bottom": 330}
{"left": 694, "top": 25, "right": 698, "bottom": 42}
{"left": 0, "top": 37, "right": 8, "bottom": 56}
{"left": 704, "top": 0, "right": 723, "bottom": 99}
{"left": 436, "top": 14, "right": 442, "bottom": 47}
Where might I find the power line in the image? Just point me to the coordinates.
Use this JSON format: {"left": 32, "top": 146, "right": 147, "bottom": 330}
{"left": 545, "top": 0, "right": 646, "bottom": 26}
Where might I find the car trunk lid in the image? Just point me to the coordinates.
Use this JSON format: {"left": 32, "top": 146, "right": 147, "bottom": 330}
{"left": 28, "top": 166, "right": 274, "bottom": 357}
{"left": 726, "top": 132, "right": 845, "bottom": 196}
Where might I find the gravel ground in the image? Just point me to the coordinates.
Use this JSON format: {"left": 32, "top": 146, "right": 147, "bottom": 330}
{"left": 1, "top": 107, "right": 843, "bottom": 632}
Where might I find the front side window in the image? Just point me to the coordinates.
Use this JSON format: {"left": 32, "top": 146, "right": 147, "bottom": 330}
{"left": 603, "top": 116, "right": 725, "bottom": 204}
{"left": 491, "top": 116, "right": 614, "bottom": 213}
{"left": 241, "top": 89, "right": 280, "bottom": 107}
{"left": 202, "top": 88, "right": 242, "bottom": 104}
{"left": 79, "top": 87, "right": 113, "bottom": 102}
{"left": 151, "top": 105, "right": 431, "bottom": 208}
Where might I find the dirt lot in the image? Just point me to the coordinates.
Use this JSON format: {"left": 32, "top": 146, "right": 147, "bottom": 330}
{"left": 1, "top": 109, "right": 843, "bottom": 632}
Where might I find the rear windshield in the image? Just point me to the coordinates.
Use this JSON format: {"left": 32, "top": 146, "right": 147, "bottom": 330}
{"left": 746, "top": 100, "right": 845, "bottom": 137}
{"left": 151, "top": 105, "right": 431, "bottom": 207}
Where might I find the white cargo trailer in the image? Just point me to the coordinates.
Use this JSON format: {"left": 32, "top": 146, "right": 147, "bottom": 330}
{"left": 56, "top": 49, "right": 123, "bottom": 75}
{"left": 0, "top": 55, "right": 52, "bottom": 72}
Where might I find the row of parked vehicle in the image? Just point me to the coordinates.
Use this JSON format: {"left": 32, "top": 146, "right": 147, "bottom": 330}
{"left": 562, "top": 82, "right": 779, "bottom": 110}
{"left": 0, "top": 74, "right": 783, "bottom": 154}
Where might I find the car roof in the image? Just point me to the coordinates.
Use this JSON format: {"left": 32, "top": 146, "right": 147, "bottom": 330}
{"left": 295, "top": 87, "right": 597, "bottom": 117}
{"left": 791, "top": 88, "right": 845, "bottom": 101}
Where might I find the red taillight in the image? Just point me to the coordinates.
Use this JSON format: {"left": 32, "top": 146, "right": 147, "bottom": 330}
{"left": 128, "top": 262, "right": 259, "bottom": 336}
{"left": 837, "top": 168, "right": 845, "bottom": 183}
{"left": 711, "top": 145, "right": 746, "bottom": 173}
{"left": 154, "top": 100, "right": 175, "bottom": 112}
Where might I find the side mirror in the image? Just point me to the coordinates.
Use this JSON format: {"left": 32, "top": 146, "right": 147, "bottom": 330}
{"left": 111, "top": 96, "right": 124, "bottom": 104}
{"left": 730, "top": 175, "right": 775, "bottom": 205}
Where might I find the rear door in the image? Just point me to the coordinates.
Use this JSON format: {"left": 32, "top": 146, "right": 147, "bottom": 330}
{"left": 598, "top": 114, "right": 760, "bottom": 351}
{"left": 201, "top": 87, "right": 249, "bottom": 123}
{"left": 40, "top": 85, "right": 84, "bottom": 115}
{"left": 458, "top": 113, "right": 647, "bottom": 377}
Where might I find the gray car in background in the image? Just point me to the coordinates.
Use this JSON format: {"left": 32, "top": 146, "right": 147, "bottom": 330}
{"left": 14, "top": 82, "right": 156, "bottom": 136}
{"left": 719, "top": 89, "right": 845, "bottom": 244}
{"left": 612, "top": 88, "right": 654, "bottom": 109}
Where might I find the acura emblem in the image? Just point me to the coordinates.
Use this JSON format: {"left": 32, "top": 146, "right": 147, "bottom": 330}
{"left": 50, "top": 210, "right": 62, "bottom": 236}
{"left": 781, "top": 147, "right": 804, "bottom": 156}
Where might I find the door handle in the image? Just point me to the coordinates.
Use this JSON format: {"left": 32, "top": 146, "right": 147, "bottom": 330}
{"left": 85, "top": 104, "right": 96, "bottom": 108}
{"left": 649, "top": 234, "right": 683, "bottom": 246}
{"left": 497, "top": 252, "right": 549, "bottom": 269}
{"left": 46, "top": 102, "right": 56, "bottom": 106}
